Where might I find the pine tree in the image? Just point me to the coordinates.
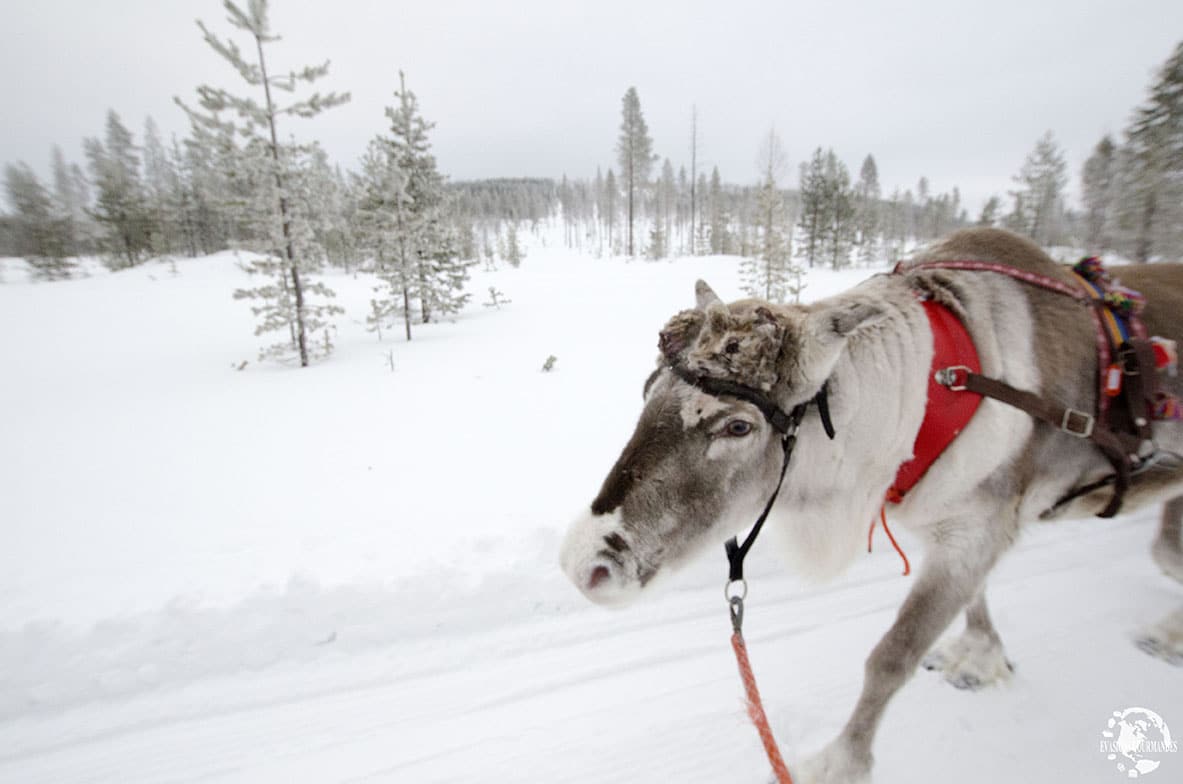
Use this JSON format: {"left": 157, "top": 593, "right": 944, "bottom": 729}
{"left": 142, "top": 116, "right": 179, "bottom": 256}
{"left": 657, "top": 158, "right": 675, "bottom": 257}
{"left": 379, "top": 71, "right": 472, "bottom": 324}
{"left": 916, "top": 176, "right": 932, "bottom": 240}
{"left": 796, "top": 148, "right": 826, "bottom": 268}
{"left": 503, "top": 221, "right": 524, "bottom": 267}
{"left": 1081, "top": 135, "right": 1117, "bottom": 250}
{"left": 741, "top": 129, "right": 794, "bottom": 302}
{"left": 853, "top": 154, "right": 880, "bottom": 265}
{"left": 3, "top": 163, "right": 72, "bottom": 278}
{"left": 1008, "top": 131, "right": 1068, "bottom": 246}
{"left": 304, "top": 145, "right": 359, "bottom": 271}
{"left": 616, "top": 87, "right": 655, "bottom": 256}
{"left": 821, "top": 150, "right": 855, "bottom": 269}
{"left": 1113, "top": 42, "right": 1183, "bottom": 261}
{"left": 603, "top": 168, "right": 618, "bottom": 254}
{"left": 179, "top": 0, "right": 350, "bottom": 366}
{"left": 689, "top": 104, "right": 699, "bottom": 254}
{"left": 646, "top": 222, "right": 666, "bottom": 260}
{"left": 85, "top": 110, "right": 152, "bottom": 268}
{"left": 708, "top": 166, "right": 728, "bottom": 254}
{"left": 977, "top": 195, "right": 1001, "bottom": 227}
{"left": 355, "top": 138, "right": 417, "bottom": 340}
{"left": 169, "top": 135, "right": 201, "bottom": 257}
{"left": 176, "top": 117, "right": 237, "bottom": 255}
{"left": 695, "top": 171, "right": 710, "bottom": 253}
{"left": 50, "top": 146, "right": 84, "bottom": 256}
{"left": 592, "top": 167, "right": 605, "bottom": 255}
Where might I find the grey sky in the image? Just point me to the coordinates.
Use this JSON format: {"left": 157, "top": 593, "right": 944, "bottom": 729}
{"left": 3, "top": 0, "right": 1182, "bottom": 213}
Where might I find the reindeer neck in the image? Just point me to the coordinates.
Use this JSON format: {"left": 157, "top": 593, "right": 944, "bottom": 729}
{"left": 772, "top": 275, "right": 932, "bottom": 581}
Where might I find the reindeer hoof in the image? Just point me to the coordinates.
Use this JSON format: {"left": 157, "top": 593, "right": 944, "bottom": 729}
{"left": 923, "top": 631, "right": 1013, "bottom": 690}
{"left": 1135, "top": 634, "right": 1183, "bottom": 666}
{"left": 1135, "top": 608, "right": 1183, "bottom": 666}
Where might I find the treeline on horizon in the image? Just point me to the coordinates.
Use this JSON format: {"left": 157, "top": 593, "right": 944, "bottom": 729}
{"left": 1, "top": 0, "right": 1180, "bottom": 365}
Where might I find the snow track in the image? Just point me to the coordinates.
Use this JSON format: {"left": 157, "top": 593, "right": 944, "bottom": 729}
{"left": 1, "top": 516, "right": 1179, "bottom": 783}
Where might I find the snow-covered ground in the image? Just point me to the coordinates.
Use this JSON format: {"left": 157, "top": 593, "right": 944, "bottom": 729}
{"left": 0, "top": 243, "right": 1179, "bottom": 783}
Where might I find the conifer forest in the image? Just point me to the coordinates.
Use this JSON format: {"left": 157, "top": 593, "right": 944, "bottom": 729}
{"left": 4, "top": 2, "right": 1182, "bottom": 365}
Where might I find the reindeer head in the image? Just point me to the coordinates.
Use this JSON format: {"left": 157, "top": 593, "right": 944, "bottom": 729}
{"left": 560, "top": 280, "right": 884, "bottom": 605}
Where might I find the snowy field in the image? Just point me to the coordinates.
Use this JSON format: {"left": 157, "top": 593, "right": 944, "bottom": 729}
{"left": 0, "top": 243, "right": 1180, "bottom": 783}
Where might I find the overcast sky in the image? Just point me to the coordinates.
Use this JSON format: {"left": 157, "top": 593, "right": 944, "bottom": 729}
{"left": 3, "top": 0, "right": 1182, "bottom": 213}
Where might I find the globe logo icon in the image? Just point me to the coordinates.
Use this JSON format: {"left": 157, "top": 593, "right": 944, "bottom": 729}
{"left": 1100, "top": 707, "right": 1178, "bottom": 777}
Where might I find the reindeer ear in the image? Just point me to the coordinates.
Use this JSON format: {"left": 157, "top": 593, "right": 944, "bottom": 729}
{"left": 695, "top": 279, "right": 722, "bottom": 310}
{"left": 811, "top": 299, "right": 885, "bottom": 340}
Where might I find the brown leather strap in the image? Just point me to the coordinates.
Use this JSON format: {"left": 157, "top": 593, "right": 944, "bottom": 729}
{"left": 960, "top": 372, "right": 1137, "bottom": 518}
{"left": 1119, "top": 339, "right": 1159, "bottom": 441}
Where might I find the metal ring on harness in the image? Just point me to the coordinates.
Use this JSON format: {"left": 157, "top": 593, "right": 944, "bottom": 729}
{"left": 725, "top": 578, "right": 748, "bottom": 602}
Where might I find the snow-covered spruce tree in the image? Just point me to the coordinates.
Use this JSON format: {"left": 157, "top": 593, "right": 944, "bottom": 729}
{"left": 796, "top": 148, "right": 826, "bottom": 268}
{"left": 1112, "top": 41, "right": 1183, "bottom": 261}
{"left": 301, "top": 143, "right": 360, "bottom": 271}
{"left": 689, "top": 105, "right": 699, "bottom": 254}
{"left": 235, "top": 141, "right": 344, "bottom": 360}
{"left": 616, "top": 87, "right": 655, "bottom": 257}
{"left": 179, "top": 0, "right": 349, "bottom": 366}
{"left": 977, "top": 195, "right": 1001, "bottom": 227}
{"left": 359, "top": 69, "right": 470, "bottom": 333}
{"left": 85, "top": 110, "right": 153, "bottom": 269}
{"left": 142, "top": 116, "right": 184, "bottom": 257}
{"left": 708, "top": 166, "right": 729, "bottom": 254}
{"left": 646, "top": 222, "right": 666, "bottom": 260}
{"left": 854, "top": 154, "right": 881, "bottom": 265}
{"left": 657, "top": 158, "right": 675, "bottom": 257}
{"left": 3, "top": 163, "right": 72, "bottom": 279}
{"left": 49, "top": 146, "right": 85, "bottom": 257}
{"left": 1081, "top": 135, "right": 1117, "bottom": 250}
{"left": 602, "top": 168, "right": 618, "bottom": 254}
{"left": 355, "top": 139, "right": 417, "bottom": 340}
{"left": 1008, "top": 131, "right": 1067, "bottom": 247}
{"left": 740, "top": 129, "right": 793, "bottom": 302}
{"left": 177, "top": 112, "right": 242, "bottom": 255}
{"left": 821, "top": 150, "right": 856, "bottom": 269}
{"left": 168, "top": 135, "right": 201, "bottom": 257}
{"left": 502, "top": 221, "right": 524, "bottom": 267}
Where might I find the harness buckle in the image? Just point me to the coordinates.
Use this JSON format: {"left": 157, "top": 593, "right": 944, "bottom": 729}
{"left": 935, "top": 365, "right": 972, "bottom": 391}
{"left": 1061, "top": 408, "right": 1095, "bottom": 438}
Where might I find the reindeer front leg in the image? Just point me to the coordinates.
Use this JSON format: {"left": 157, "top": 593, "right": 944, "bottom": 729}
{"left": 796, "top": 527, "right": 1004, "bottom": 783}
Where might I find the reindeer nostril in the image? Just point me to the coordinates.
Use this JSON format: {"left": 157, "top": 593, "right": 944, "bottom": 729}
{"left": 587, "top": 565, "right": 611, "bottom": 590}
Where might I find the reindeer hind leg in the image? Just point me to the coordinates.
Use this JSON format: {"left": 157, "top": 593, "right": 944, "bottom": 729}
{"left": 1136, "top": 495, "right": 1183, "bottom": 666}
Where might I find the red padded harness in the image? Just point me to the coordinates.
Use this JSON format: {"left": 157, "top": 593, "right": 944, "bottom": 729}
{"left": 886, "top": 299, "right": 983, "bottom": 503}
{"left": 885, "top": 258, "right": 1166, "bottom": 518}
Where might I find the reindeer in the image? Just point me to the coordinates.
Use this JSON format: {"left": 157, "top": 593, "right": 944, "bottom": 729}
{"left": 560, "top": 228, "right": 1183, "bottom": 783}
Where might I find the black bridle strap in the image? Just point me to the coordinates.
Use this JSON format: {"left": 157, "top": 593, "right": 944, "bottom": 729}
{"left": 815, "top": 381, "right": 836, "bottom": 439}
{"left": 725, "top": 427, "right": 798, "bottom": 581}
{"left": 669, "top": 365, "right": 798, "bottom": 433}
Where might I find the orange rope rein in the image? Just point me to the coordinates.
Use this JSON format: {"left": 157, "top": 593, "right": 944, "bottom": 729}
{"left": 731, "top": 630, "right": 794, "bottom": 784}
{"left": 728, "top": 501, "right": 910, "bottom": 784}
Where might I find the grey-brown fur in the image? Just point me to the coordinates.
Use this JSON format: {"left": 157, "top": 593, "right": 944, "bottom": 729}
{"left": 561, "top": 228, "right": 1183, "bottom": 782}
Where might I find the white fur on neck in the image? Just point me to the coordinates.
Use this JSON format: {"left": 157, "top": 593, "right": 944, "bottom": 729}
{"left": 769, "top": 279, "right": 932, "bottom": 581}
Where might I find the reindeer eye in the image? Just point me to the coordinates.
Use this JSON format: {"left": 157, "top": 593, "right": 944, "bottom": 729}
{"left": 724, "top": 340, "right": 741, "bottom": 355}
{"left": 724, "top": 419, "right": 753, "bottom": 437}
